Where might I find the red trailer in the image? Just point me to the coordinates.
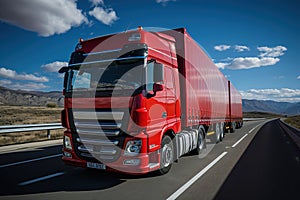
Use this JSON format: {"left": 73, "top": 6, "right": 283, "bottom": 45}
{"left": 59, "top": 27, "right": 243, "bottom": 174}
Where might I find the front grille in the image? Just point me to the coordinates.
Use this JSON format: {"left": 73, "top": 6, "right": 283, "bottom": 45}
{"left": 71, "top": 110, "right": 126, "bottom": 163}
{"left": 75, "top": 121, "right": 122, "bottom": 136}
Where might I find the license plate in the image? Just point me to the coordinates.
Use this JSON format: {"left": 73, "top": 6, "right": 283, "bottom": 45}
{"left": 87, "top": 162, "right": 106, "bottom": 170}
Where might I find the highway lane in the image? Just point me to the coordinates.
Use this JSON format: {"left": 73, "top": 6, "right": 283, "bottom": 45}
{"left": 214, "top": 119, "right": 300, "bottom": 200}
{"left": 0, "top": 120, "right": 269, "bottom": 200}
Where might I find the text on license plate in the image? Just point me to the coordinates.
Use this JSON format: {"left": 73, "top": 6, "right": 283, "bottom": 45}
{"left": 87, "top": 162, "right": 106, "bottom": 170}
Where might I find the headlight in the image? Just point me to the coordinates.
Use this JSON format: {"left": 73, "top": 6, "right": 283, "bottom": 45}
{"left": 124, "top": 140, "right": 142, "bottom": 156}
{"left": 64, "top": 135, "right": 72, "bottom": 150}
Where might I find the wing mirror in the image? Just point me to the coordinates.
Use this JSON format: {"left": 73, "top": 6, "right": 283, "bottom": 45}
{"left": 58, "top": 66, "right": 69, "bottom": 73}
{"left": 153, "top": 63, "right": 163, "bottom": 82}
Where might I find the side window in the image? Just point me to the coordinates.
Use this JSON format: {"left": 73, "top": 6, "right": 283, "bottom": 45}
{"left": 165, "top": 67, "right": 174, "bottom": 89}
{"left": 73, "top": 71, "right": 91, "bottom": 89}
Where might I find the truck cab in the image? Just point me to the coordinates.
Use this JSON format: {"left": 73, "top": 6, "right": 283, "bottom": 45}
{"left": 60, "top": 27, "right": 182, "bottom": 174}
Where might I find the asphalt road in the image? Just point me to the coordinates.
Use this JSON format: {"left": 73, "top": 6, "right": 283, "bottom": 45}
{"left": 214, "top": 119, "right": 300, "bottom": 200}
{"left": 0, "top": 119, "right": 299, "bottom": 200}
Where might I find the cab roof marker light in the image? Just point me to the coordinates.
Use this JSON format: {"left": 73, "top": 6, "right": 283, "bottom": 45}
{"left": 75, "top": 38, "right": 84, "bottom": 51}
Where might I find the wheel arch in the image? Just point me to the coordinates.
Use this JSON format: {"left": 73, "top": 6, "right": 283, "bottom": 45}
{"left": 161, "top": 129, "right": 176, "bottom": 140}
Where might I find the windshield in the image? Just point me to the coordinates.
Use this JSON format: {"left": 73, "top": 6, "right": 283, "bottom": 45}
{"left": 67, "top": 59, "right": 145, "bottom": 92}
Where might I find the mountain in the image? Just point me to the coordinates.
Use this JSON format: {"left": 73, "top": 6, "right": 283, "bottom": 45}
{"left": 0, "top": 86, "right": 63, "bottom": 107}
{"left": 0, "top": 86, "right": 299, "bottom": 115}
{"left": 242, "top": 99, "right": 300, "bottom": 116}
{"left": 284, "top": 102, "right": 300, "bottom": 115}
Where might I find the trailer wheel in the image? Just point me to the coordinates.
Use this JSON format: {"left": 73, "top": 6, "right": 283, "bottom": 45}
{"left": 230, "top": 122, "right": 236, "bottom": 133}
{"left": 191, "top": 127, "right": 206, "bottom": 155}
{"left": 236, "top": 121, "right": 243, "bottom": 129}
{"left": 158, "top": 135, "right": 174, "bottom": 175}
{"left": 220, "top": 122, "right": 225, "bottom": 142}
{"left": 215, "top": 123, "right": 224, "bottom": 143}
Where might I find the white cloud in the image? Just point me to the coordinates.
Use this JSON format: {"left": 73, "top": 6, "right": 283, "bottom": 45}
{"left": 215, "top": 62, "right": 230, "bottom": 69}
{"left": 240, "top": 88, "right": 300, "bottom": 102}
{"left": 214, "top": 45, "right": 286, "bottom": 70}
{"left": 0, "top": 79, "right": 12, "bottom": 86}
{"left": 297, "top": 76, "right": 300, "bottom": 79}
{"left": 258, "top": 46, "right": 287, "bottom": 58}
{"left": 0, "top": 0, "right": 88, "bottom": 37}
{"left": 234, "top": 45, "right": 250, "bottom": 52}
{"left": 89, "top": 7, "right": 118, "bottom": 25}
{"left": 0, "top": 67, "right": 49, "bottom": 82}
{"left": 89, "top": 0, "right": 104, "bottom": 6}
{"left": 220, "top": 57, "right": 234, "bottom": 62}
{"left": 214, "top": 45, "right": 231, "bottom": 51}
{"left": 0, "top": 79, "right": 48, "bottom": 91}
{"left": 41, "top": 61, "right": 68, "bottom": 73}
{"left": 156, "top": 0, "right": 176, "bottom": 3}
{"left": 216, "top": 57, "right": 280, "bottom": 70}
{"left": 273, "top": 76, "right": 285, "bottom": 80}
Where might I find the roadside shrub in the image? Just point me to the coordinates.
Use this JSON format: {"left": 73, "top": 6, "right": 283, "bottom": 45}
{"left": 46, "top": 103, "right": 57, "bottom": 108}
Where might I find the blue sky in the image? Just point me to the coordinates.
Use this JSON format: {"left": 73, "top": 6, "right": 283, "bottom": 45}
{"left": 0, "top": 0, "right": 299, "bottom": 102}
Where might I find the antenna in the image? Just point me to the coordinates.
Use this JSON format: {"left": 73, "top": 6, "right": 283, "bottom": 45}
{"left": 125, "top": 22, "right": 132, "bottom": 32}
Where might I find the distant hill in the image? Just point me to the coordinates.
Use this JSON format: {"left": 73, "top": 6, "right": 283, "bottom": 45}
{"left": 242, "top": 99, "right": 300, "bottom": 116}
{"left": 0, "top": 86, "right": 299, "bottom": 115}
{"left": 0, "top": 86, "right": 63, "bottom": 107}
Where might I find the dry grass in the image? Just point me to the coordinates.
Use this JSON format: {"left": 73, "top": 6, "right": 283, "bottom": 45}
{"left": 284, "top": 115, "right": 300, "bottom": 129}
{"left": 243, "top": 112, "right": 283, "bottom": 119}
{"left": 0, "top": 129, "right": 64, "bottom": 146}
{"left": 0, "top": 105, "right": 62, "bottom": 125}
{"left": 0, "top": 105, "right": 64, "bottom": 146}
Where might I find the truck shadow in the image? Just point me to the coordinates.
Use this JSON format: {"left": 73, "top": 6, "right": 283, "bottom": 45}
{"left": 0, "top": 145, "right": 162, "bottom": 196}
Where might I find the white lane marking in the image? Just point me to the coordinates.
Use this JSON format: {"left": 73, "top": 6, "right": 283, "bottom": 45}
{"left": 249, "top": 122, "right": 264, "bottom": 133}
{"left": 19, "top": 172, "right": 65, "bottom": 186}
{"left": 248, "top": 127, "right": 255, "bottom": 133}
{"left": 232, "top": 134, "right": 248, "bottom": 148}
{"left": 166, "top": 152, "right": 228, "bottom": 200}
{"left": 0, "top": 154, "right": 62, "bottom": 168}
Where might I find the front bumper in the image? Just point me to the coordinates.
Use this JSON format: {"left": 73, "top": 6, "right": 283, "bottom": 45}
{"left": 62, "top": 148, "right": 160, "bottom": 174}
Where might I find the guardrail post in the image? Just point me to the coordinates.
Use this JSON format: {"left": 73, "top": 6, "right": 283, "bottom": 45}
{"left": 47, "top": 130, "right": 51, "bottom": 139}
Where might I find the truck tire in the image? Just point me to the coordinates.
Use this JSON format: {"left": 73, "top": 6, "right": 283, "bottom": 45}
{"left": 158, "top": 135, "right": 174, "bottom": 175}
{"left": 230, "top": 122, "right": 236, "bottom": 133}
{"left": 215, "top": 123, "right": 224, "bottom": 143}
{"left": 191, "top": 127, "right": 206, "bottom": 155}
{"left": 236, "top": 121, "right": 243, "bottom": 129}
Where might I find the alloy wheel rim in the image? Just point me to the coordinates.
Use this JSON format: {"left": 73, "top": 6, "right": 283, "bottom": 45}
{"left": 162, "top": 144, "right": 172, "bottom": 167}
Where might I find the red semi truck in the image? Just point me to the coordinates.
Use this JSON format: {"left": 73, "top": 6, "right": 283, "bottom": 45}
{"left": 59, "top": 27, "right": 243, "bottom": 174}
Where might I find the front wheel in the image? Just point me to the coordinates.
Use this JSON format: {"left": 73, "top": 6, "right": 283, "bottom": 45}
{"left": 157, "top": 135, "right": 174, "bottom": 175}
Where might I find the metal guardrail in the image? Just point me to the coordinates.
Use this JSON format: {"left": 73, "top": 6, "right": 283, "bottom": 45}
{"left": 0, "top": 123, "right": 64, "bottom": 139}
{"left": 243, "top": 118, "right": 265, "bottom": 121}
{"left": 0, "top": 118, "right": 264, "bottom": 139}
